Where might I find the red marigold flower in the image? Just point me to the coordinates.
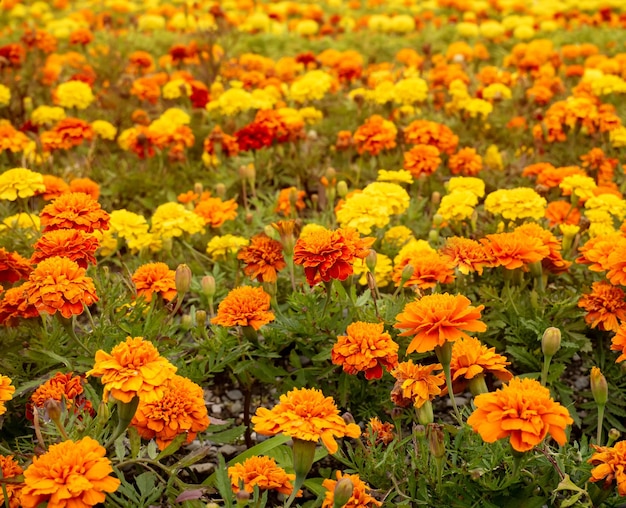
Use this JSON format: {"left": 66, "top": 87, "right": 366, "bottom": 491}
{"left": 322, "top": 471, "right": 382, "bottom": 508}
{"left": 0, "top": 375, "right": 15, "bottom": 416}
{"left": 588, "top": 441, "right": 626, "bottom": 496}
{"left": 0, "top": 247, "right": 31, "bottom": 283}
{"left": 293, "top": 226, "right": 374, "bottom": 286}
{"left": 28, "top": 372, "right": 93, "bottom": 420}
{"left": 26, "top": 256, "right": 98, "bottom": 318}
{"left": 390, "top": 360, "right": 445, "bottom": 409}
{"left": 450, "top": 337, "right": 513, "bottom": 392}
{"left": 332, "top": 321, "right": 399, "bottom": 380}
{"left": 131, "top": 374, "right": 209, "bottom": 450}
{"left": 87, "top": 336, "right": 177, "bottom": 403}
{"left": 31, "top": 229, "right": 99, "bottom": 268}
{"left": 211, "top": 285, "right": 275, "bottom": 330}
{"left": 40, "top": 192, "right": 110, "bottom": 233}
{"left": 403, "top": 144, "right": 441, "bottom": 178}
{"left": 395, "top": 293, "right": 486, "bottom": 354}
{"left": 131, "top": 262, "right": 177, "bottom": 303}
{"left": 235, "top": 122, "right": 274, "bottom": 151}
{"left": 0, "top": 285, "right": 39, "bottom": 326}
{"left": 467, "top": 377, "right": 573, "bottom": 452}
{"left": 353, "top": 114, "right": 397, "bottom": 156}
{"left": 252, "top": 387, "right": 361, "bottom": 454}
{"left": 578, "top": 281, "right": 626, "bottom": 332}
{"left": 193, "top": 197, "right": 238, "bottom": 228}
{"left": 368, "top": 417, "right": 395, "bottom": 445}
{"left": 237, "top": 233, "right": 286, "bottom": 283}
{"left": 20, "top": 437, "right": 120, "bottom": 508}
{"left": 228, "top": 456, "right": 297, "bottom": 496}
{"left": 40, "top": 117, "right": 94, "bottom": 151}
{"left": 0, "top": 454, "right": 23, "bottom": 508}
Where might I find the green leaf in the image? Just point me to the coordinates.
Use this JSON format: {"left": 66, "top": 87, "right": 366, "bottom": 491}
{"left": 156, "top": 432, "right": 187, "bottom": 460}
{"left": 206, "top": 425, "right": 246, "bottom": 445}
{"left": 146, "top": 439, "right": 159, "bottom": 460}
{"left": 304, "top": 477, "right": 327, "bottom": 498}
{"left": 135, "top": 472, "right": 156, "bottom": 499}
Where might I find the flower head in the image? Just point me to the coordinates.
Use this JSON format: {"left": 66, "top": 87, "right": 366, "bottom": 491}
{"left": 206, "top": 235, "right": 249, "bottom": 261}
{"left": 484, "top": 188, "right": 546, "bottom": 221}
{"left": 395, "top": 293, "right": 486, "bottom": 354}
{"left": 211, "top": 286, "right": 275, "bottom": 330}
{"left": 578, "top": 281, "right": 626, "bottom": 332}
{"left": 26, "top": 256, "right": 98, "bottom": 318}
{"left": 481, "top": 231, "right": 549, "bottom": 270}
{"left": 228, "top": 456, "right": 296, "bottom": 496}
{"left": 132, "top": 262, "right": 177, "bottom": 302}
{"left": 390, "top": 361, "right": 445, "bottom": 408}
{"left": 611, "top": 323, "right": 626, "bottom": 362}
{"left": 322, "top": 471, "right": 382, "bottom": 508}
{"left": 0, "top": 247, "right": 32, "bottom": 283}
{"left": 193, "top": 197, "right": 238, "bottom": 228}
{"left": 450, "top": 337, "right": 512, "bottom": 390}
{"left": 0, "top": 285, "right": 39, "bottom": 326}
{"left": 20, "top": 437, "right": 120, "bottom": 508}
{"left": 252, "top": 387, "right": 361, "bottom": 454}
{"left": 31, "top": 229, "right": 99, "bottom": 268}
{"left": 368, "top": 417, "right": 395, "bottom": 445}
{"left": 54, "top": 81, "right": 94, "bottom": 109}
{"left": 353, "top": 114, "right": 397, "bottom": 156}
{"left": 440, "top": 237, "right": 489, "bottom": 275}
{"left": 237, "top": 233, "right": 286, "bottom": 283}
{"left": 0, "top": 167, "right": 45, "bottom": 200}
{"left": 332, "top": 322, "right": 399, "bottom": 380}
{"left": 29, "top": 372, "right": 93, "bottom": 419}
{"left": 0, "top": 455, "right": 23, "bottom": 508}
{"left": 588, "top": 441, "right": 626, "bottom": 495}
{"left": 0, "top": 375, "right": 15, "bottom": 415}
{"left": 86, "top": 336, "right": 177, "bottom": 403}
{"left": 40, "top": 192, "right": 110, "bottom": 233}
{"left": 467, "top": 377, "right": 573, "bottom": 452}
{"left": 150, "top": 202, "right": 205, "bottom": 239}
{"left": 131, "top": 374, "right": 209, "bottom": 450}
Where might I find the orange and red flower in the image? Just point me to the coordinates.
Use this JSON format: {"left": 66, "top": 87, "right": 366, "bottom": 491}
{"left": 390, "top": 360, "right": 445, "bottom": 408}
{"left": 193, "top": 197, "right": 238, "bottom": 228}
{"left": 211, "top": 285, "right": 275, "bottom": 330}
{"left": 0, "top": 247, "right": 31, "bottom": 283}
{"left": 353, "top": 114, "right": 397, "bottom": 156}
{"left": 0, "top": 285, "right": 39, "bottom": 326}
{"left": 440, "top": 237, "right": 490, "bottom": 275}
{"left": 578, "top": 281, "right": 626, "bottom": 332}
{"left": 131, "top": 262, "right": 177, "bottom": 303}
{"left": 403, "top": 144, "right": 441, "bottom": 178}
{"left": 368, "top": 417, "right": 395, "bottom": 445}
{"left": 228, "top": 456, "right": 297, "bottom": 496}
{"left": 588, "top": 441, "right": 626, "bottom": 496}
{"left": 31, "top": 229, "right": 99, "bottom": 268}
{"left": 28, "top": 372, "right": 93, "bottom": 419}
{"left": 611, "top": 323, "right": 626, "bottom": 363}
{"left": 40, "top": 192, "right": 110, "bottom": 233}
{"left": 237, "top": 233, "right": 286, "bottom": 283}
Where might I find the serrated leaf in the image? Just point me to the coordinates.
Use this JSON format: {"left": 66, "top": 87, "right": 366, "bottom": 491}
{"left": 146, "top": 439, "right": 159, "bottom": 460}
{"left": 135, "top": 471, "right": 156, "bottom": 498}
{"left": 155, "top": 432, "right": 187, "bottom": 460}
{"left": 114, "top": 437, "right": 126, "bottom": 461}
{"left": 206, "top": 425, "right": 246, "bottom": 445}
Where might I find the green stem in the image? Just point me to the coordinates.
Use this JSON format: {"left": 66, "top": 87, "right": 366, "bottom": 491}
{"left": 436, "top": 342, "right": 462, "bottom": 424}
{"left": 597, "top": 405, "right": 605, "bottom": 446}
{"left": 58, "top": 315, "right": 92, "bottom": 356}
{"left": 0, "top": 467, "right": 10, "bottom": 508}
{"left": 104, "top": 397, "right": 140, "bottom": 449}
{"left": 541, "top": 355, "right": 552, "bottom": 386}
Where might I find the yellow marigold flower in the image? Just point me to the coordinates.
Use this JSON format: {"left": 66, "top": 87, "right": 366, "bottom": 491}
{"left": 482, "top": 83, "right": 512, "bottom": 101}
{"left": 159, "top": 107, "right": 191, "bottom": 126}
{"left": 456, "top": 22, "right": 479, "bottom": 38}
{"left": 91, "top": 120, "right": 117, "bottom": 140}
{"left": 87, "top": 336, "right": 177, "bottom": 403}
{"left": 252, "top": 387, "right": 361, "bottom": 454}
{"left": 137, "top": 13, "right": 166, "bottom": 30}
{"left": 127, "top": 231, "right": 163, "bottom": 254}
{"left": 437, "top": 190, "right": 478, "bottom": 221}
{"left": 290, "top": 70, "right": 334, "bottom": 103}
{"left": 463, "top": 98, "right": 493, "bottom": 118}
{"left": 560, "top": 224, "right": 580, "bottom": 237}
{"left": 383, "top": 226, "right": 414, "bottom": 250}
{"left": 610, "top": 126, "right": 626, "bottom": 148}
{"left": 0, "top": 167, "right": 45, "bottom": 201}
{"left": 150, "top": 202, "right": 205, "bottom": 239}
{"left": 54, "top": 80, "right": 94, "bottom": 110}
{"left": 92, "top": 229, "right": 118, "bottom": 256}
{"left": 162, "top": 79, "right": 191, "bottom": 99}
{"left": 20, "top": 437, "right": 120, "bottom": 508}
{"left": 484, "top": 144, "right": 503, "bottom": 171}
{"left": 585, "top": 194, "right": 626, "bottom": 220}
{"left": 322, "top": 471, "right": 382, "bottom": 508}
{"left": 559, "top": 175, "right": 597, "bottom": 201}
{"left": 206, "top": 234, "right": 249, "bottom": 261}
{"left": 377, "top": 169, "right": 414, "bottom": 185}
{"left": 109, "top": 209, "right": 149, "bottom": 240}
{"left": 0, "top": 375, "right": 15, "bottom": 415}
{"left": 31, "top": 105, "right": 66, "bottom": 126}
{"left": 479, "top": 20, "right": 505, "bottom": 39}
{"left": 390, "top": 360, "right": 445, "bottom": 408}
{"left": 353, "top": 254, "right": 393, "bottom": 287}
{"left": 0, "top": 213, "right": 40, "bottom": 237}
{"left": 298, "top": 106, "right": 323, "bottom": 124}
{"left": 447, "top": 176, "right": 485, "bottom": 197}
{"left": 206, "top": 88, "right": 253, "bottom": 116}
{"left": 370, "top": 81, "right": 395, "bottom": 105}
{"left": 211, "top": 285, "right": 274, "bottom": 330}
{"left": 484, "top": 188, "right": 547, "bottom": 220}
{"left": 0, "top": 84, "right": 10, "bottom": 107}
{"left": 229, "top": 455, "right": 297, "bottom": 496}
{"left": 390, "top": 14, "right": 415, "bottom": 33}
{"left": 393, "top": 239, "right": 434, "bottom": 266}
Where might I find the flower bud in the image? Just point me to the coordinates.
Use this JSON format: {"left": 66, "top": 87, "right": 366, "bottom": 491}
{"left": 332, "top": 477, "right": 354, "bottom": 508}
{"left": 400, "top": 264, "right": 415, "bottom": 286}
{"left": 196, "top": 310, "right": 207, "bottom": 328}
{"left": 44, "top": 398, "right": 63, "bottom": 423}
{"left": 528, "top": 261, "right": 543, "bottom": 279}
{"left": 175, "top": 263, "right": 192, "bottom": 295}
{"left": 608, "top": 428, "right": 621, "bottom": 446}
{"left": 325, "top": 167, "right": 336, "bottom": 182}
{"left": 201, "top": 275, "right": 216, "bottom": 298}
{"left": 215, "top": 183, "right": 226, "bottom": 198}
{"left": 427, "top": 423, "right": 445, "bottom": 459}
{"left": 236, "top": 488, "right": 250, "bottom": 505}
{"left": 342, "top": 412, "right": 356, "bottom": 426}
{"left": 194, "top": 182, "right": 204, "bottom": 196}
{"left": 432, "top": 214, "right": 444, "bottom": 227}
{"left": 180, "top": 314, "right": 193, "bottom": 330}
{"left": 413, "top": 424, "right": 426, "bottom": 439}
{"left": 336, "top": 180, "right": 348, "bottom": 198}
{"left": 541, "top": 327, "right": 561, "bottom": 357}
{"left": 591, "top": 367, "right": 608, "bottom": 407}
{"left": 366, "top": 249, "right": 377, "bottom": 273}
{"left": 431, "top": 191, "right": 441, "bottom": 206}
{"left": 428, "top": 229, "right": 439, "bottom": 244}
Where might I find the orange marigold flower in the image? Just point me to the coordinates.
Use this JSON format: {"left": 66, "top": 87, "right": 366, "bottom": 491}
{"left": 40, "top": 117, "right": 94, "bottom": 151}
{"left": 228, "top": 456, "right": 297, "bottom": 496}
{"left": 390, "top": 360, "right": 445, "bottom": 408}
{"left": 69, "top": 177, "right": 100, "bottom": 200}
{"left": 131, "top": 374, "right": 209, "bottom": 450}
{"left": 0, "top": 455, "right": 23, "bottom": 508}
{"left": 331, "top": 321, "right": 399, "bottom": 380}
{"left": 193, "top": 197, "right": 238, "bottom": 228}
{"left": 211, "top": 285, "right": 275, "bottom": 330}
{"left": 440, "top": 237, "right": 490, "bottom": 275}
{"left": 576, "top": 233, "right": 621, "bottom": 272}
{"left": 0, "top": 121, "right": 30, "bottom": 154}
{"left": 28, "top": 372, "right": 92, "bottom": 419}
{"left": 41, "top": 175, "right": 70, "bottom": 200}
{"left": 403, "top": 119, "right": 458, "bottom": 154}
{"left": 467, "top": 377, "right": 573, "bottom": 452}
{"left": 391, "top": 249, "right": 455, "bottom": 290}
{"left": 353, "top": 114, "right": 397, "bottom": 156}
{"left": 514, "top": 222, "right": 571, "bottom": 275}
{"left": 448, "top": 147, "right": 483, "bottom": 176}
{"left": 87, "top": 336, "right": 177, "bottom": 403}
{"left": 40, "top": 192, "right": 110, "bottom": 233}
{"left": 611, "top": 323, "right": 626, "bottom": 363}
{"left": 536, "top": 166, "right": 586, "bottom": 189}
{"left": 252, "top": 387, "right": 361, "bottom": 454}
{"left": 0, "top": 375, "right": 15, "bottom": 415}
{"left": 450, "top": 337, "right": 512, "bottom": 392}
{"left": 605, "top": 240, "right": 626, "bottom": 286}
{"left": 31, "top": 229, "right": 99, "bottom": 268}
{"left": 403, "top": 144, "right": 441, "bottom": 178}
{"left": 395, "top": 293, "right": 486, "bottom": 354}
{"left": 0, "top": 285, "right": 39, "bottom": 326}
{"left": 237, "top": 233, "right": 286, "bottom": 283}
{"left": 20, "top": 436, "right": 120, "bottom": 508}
{"left": 0, "top": 247, "right": 31, "bottom": 283}
{"left": 588, "top": 441, "right": 626, "bottom": 495}
{"left": 26, "top": 256, "right": 98, "bottom": 318}
{"left": 322, "top": 471, "right": 382, "bottom": 508}
{"left": 481, "top": 231, "right": 549, "bottom": 270}
{"left": 545, "top": 201, "right": 581, "bottom": 227}
{"left": 293, "top": 226, "right": 374, "bottom": 286}
{"left": 132, "top": 262, "right": 177, "bottom": 302}
{"left": 368, "top": 417, "right": 395, "bottom": 445}
{"left": 276, "top": 187, "right": 307, "bottom": 216}
{"left": 578, "top": 281, "right": 626, "bottom": 332}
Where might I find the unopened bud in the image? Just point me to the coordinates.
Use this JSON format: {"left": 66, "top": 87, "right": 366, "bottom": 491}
{"left": 325, "top": 167, "right": 336, "bottom": 182}
{"left": 400, "top": 264, "right": 415, "bottom": 285}
{"left": 332, "top": 477, "right": 354, "bottom": 508}
{"left": 201, "top": 275, "right": 216, "bottom": 298}
{"left": 427, "top": 423, "right": 445, "bottom": 459}
{"left": 342, "top": 412, "right": 356, "bottom": 426}
{"left": 245, "top": 212, "right": 253, "bottom": 224}
{"left": 413, "top": 424, "right": 426, "bottom": 438}
{"left": 215, "top": 183, "right": 226, "bottom": 198}
{"left": 196, "top": 310, "right": 207, "bottom": 328}
{"left": 194, "top": 182, "right": 204, "bottom": 196}
{"left": 431, "top": 191, "right": 441, "bottom": 206}
{"left": 591, "top": 367, "right": 608, "bottom": 407}
{"left": 608, "top": 428, "right": 621, "bottom": 446}
{"left": 175, "top": 264, "right": 192, "bottom": 295}
{"left": 236, "top": 488, "right": 250, "bottom": 504}
{"left": 432, "top": 214, "right": 444, "bottom": 227}
{"left": 180, "top": 314, "right": 193, "bottom": 330}
{"left": 428, "top": 229, "right": 439, "bottom": 244}
{"left": 336, "top": 180, "right": 348, "bottom": 198}
{"left": 541, "top": 327, "right": 561, "bottom": 357}
{"left": 366, "top": 249, "right": 377, "bottom": 273}
{"left": 44, "top": 398, "right": 63, "bottom": 423}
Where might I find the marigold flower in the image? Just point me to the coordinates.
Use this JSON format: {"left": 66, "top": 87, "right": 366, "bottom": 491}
{"left": 578, "top": 281, "right": 626, "bottom": 332}
{"left": 0, "top": 167, "right": 45, "bottom": 200}
{"left": 467, "top": 377, "right": 573, "bottom": 452}
{"left": 228, "top": 456, "right": 296, "bottom": 496}
{"left": 368, "top": 417, "right": 395, "bottom": 445}
{"left": 545, "top": 201, "right": 581, "bottom": 227}
{"left": 211, "top": 285, "right": 275, "bottom": 330}
{"left": 576, "top": 233, "right": 621, "bottom": 272}
{"left": 54, "top": 80, "right": 94, "bottom": 110}
{"left": 41, "top": 174, "right": 70, "bottom": 200}
{"left": 437, "top": 190, "right": 478, "bottom": 222}
{"left": 150, "top": 202, "right": 205, "bottom": 239}
{"left": 390, "top": 360, "right": 445, "bottom": 408}
{"left": 0, "top": 247, "right": 31, "bottom": 283}
{"left": 40, "top": 192, "right": 110, "bottom": 233}
{"left": 322, "top": 471, "right": 382, "bottom": 508}
{"left": 0, "top": 121, "right": 30, "bottom": 154}
{"left": 276, "top": 187, "right": 306, "bottom": 216}
{"left": 0, "top": 454, "right": 23, "bottom": 508}
{"left": 403, "top": 119, "right": 458, "bottom": 154}
{"left": 403, "top": 144, "right": 441, "bottom": 178}
{"left": 611, "top": 323, "right": 626, "bottom": 363}
{"left": 131, "top": 374, "right": 209, "bottom": 450}
{"left": 514, "top": 223, "right": 571, "bottom": 275}
{"left": 86, "top": 336, "right": 177, "bottom": 403}
{"left": 395, "top": 293, "right": 486, "bottom": 354}
{"left": 0, "top": 375, "right": 15, "bottom": 415}
{"left": 484, "top": 188, "right": 546, "bottom": 221}
{"left": 293, "top": 227, "right": 374, "bottom": 286}
{"left": 237, "top": 233, "right": 286, "bottom": 283}
{"left": 440, "top": 237, "right": 490, "bottom": 275}
{"left": 0, "top": 285, "right": 39, "bottom": 326}
{"left": 588, "top": 441, "right": 626, "bottom": 495}
{"left": 353, "top": 114, "right": 398, "bottom": 156}
{"left": 131, "top": 262, "right": 177, "bottom": 303}
{"left": 332, "top": 321, "right": 398, "bottom": 380}
{"left": 450, "top": 337, "right": 512, "bottom": 391}
{"left": 26, "top": 256, "right": 98, "bottom": 318}
{"left": 392, "top": 248, "right": 456, "bottom": 290}
{"left": 31, "top": 229, "right": 99, "bottom": 268}
{"left": 193, "top": 197, "right": 238, "bottom": 228}
{"left": 40, "top": 117, "right": 94, "bottom": 151}
{"left": 206, "top": 235, "right": 249, "bottom": 261}
{"left": 449, "top": 147, "right": 483, "bottom": 176}
{"left": 29, "top": 372, "right": 93, "bottom": 419}
{"left": 20, "top": 436, "right": 120, "bottom": 508}
{"left": 481, "top": 231, "right": 550, "bottom": 270}
{"left": 69, "top": 177, "right": 100, "bottom": 200}
{"left": 252, "top": 387, "right": 361, "bottom": 454}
